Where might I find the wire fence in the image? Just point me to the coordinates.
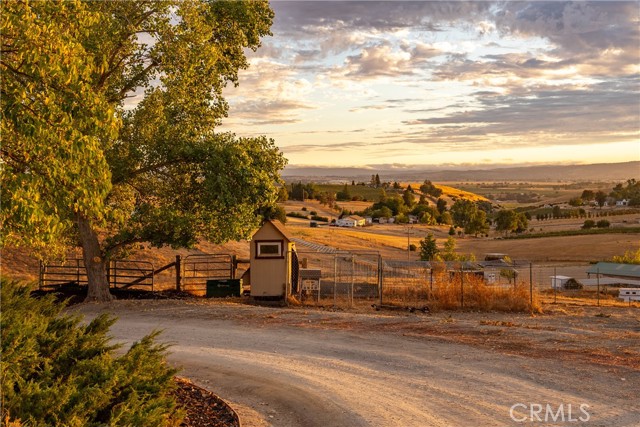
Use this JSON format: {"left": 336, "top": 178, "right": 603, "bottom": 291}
{"left": 294, "top": 251, "right": 640, "bottom": 310}
{"left": 293, "top": 251, "right": 543, "bottom": 311}
{"left": 38, "top": 249, "right": 637, "bottom": 311}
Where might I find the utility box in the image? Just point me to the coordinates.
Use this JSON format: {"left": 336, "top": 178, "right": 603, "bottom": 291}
{"left": 250, "top": 220, "right": 297, "bottom": 298}
{"left": 206, "top": 279, "right": 242, "bottom": 298}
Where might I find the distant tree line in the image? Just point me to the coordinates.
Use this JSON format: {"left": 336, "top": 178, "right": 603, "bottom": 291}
{"left": 579, "top": 179, "right": 640, "bottom": 207}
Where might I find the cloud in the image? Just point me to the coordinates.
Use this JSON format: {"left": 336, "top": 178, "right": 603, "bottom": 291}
{"left": 220, "top": 2, "right": 639, "bottom": 164}
{"left": 223, "top": 59, "right": 318, "bottom": 126}
{"left": 400, "top": 77, "right": 640, "bottom": 148}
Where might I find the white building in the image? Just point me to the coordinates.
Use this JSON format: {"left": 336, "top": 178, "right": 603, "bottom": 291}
{"left": 335, "top": 215, "right": 366, "bottom": 227}
{"left": 550, "top": 275, "right": 573, "bottom": 289}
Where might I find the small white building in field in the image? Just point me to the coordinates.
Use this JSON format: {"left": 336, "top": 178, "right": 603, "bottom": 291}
{"left": 618, "top": 288, "right": 640, "bottom": 302}
{"left": 336, "top": 215, "right": 366, "bottom": 227}
{"left": 550, "top": 275, "right": 573, "bottom": 289}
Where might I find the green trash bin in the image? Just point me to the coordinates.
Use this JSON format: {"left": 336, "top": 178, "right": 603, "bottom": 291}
{"left": 206, "top": 279, "right": 242, "bottom": 298}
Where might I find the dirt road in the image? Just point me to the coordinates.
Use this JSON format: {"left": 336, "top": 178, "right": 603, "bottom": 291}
{"left": 75, "top": 301, "right": 639, "bottom": 427}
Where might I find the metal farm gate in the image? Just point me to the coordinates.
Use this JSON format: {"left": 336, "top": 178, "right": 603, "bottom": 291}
{"left": 39, "top": 253, "right": 237, "bottom": 293}
{"left": 39, "top": 259, "right": 155, "bottom": 290}
{"left": 180, "top": 254, "right": 234, "bottom": 291}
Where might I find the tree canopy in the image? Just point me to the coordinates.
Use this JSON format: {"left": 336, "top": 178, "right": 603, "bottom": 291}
{"left": 1, "top": 0, "right": 284, "bottom": 301}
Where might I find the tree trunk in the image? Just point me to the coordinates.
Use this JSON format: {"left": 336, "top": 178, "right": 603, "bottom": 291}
{"left": 78, "top": 214, "right": 113, "bottom": 302}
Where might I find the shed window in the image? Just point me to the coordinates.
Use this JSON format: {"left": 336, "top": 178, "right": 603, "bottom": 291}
{"left": 256, "top": 240, "right": 284, "bottom": 258}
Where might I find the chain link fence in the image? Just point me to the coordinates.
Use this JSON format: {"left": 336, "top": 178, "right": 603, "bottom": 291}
{"left": 292, "top": 249, "right": 541, "bottom": 311}
{"left": 295, "top": 250, "right": 381, "bottom": 307}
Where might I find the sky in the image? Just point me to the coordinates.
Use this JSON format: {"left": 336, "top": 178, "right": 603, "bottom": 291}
{"left": 218, "top": 1, "right": 640, "bottom": 169}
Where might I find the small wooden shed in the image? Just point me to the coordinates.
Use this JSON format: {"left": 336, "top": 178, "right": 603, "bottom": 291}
{"left": 250, "top": 220, "right": 297, "bottom": 298}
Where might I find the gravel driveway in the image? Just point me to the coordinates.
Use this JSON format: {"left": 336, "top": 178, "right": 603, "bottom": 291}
{"left": 74, "top": 301, "right": 639, "bottom": 427}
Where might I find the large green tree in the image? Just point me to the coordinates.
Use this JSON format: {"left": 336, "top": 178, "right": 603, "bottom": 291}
{"left": 495, "top": 209, "right": 528, "bottom": 235}
{"left": 1, "top": 1, "right": 284, "bottom": 301}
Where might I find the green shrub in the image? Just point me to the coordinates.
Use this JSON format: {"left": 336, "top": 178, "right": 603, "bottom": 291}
{"left": 0, "top": 279, "right": 183, "bottom": 426}
{"left": 596, "top": 219, "right": 610, "bottom": 228}
{"left": 286, "top": 211, "right": 308, "bottom": 219}
{"left": 582, "top": 219, "right": 595, "bottom": 229}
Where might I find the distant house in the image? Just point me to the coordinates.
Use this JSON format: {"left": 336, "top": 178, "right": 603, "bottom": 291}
{"left": 616, "top": 199, "right": 629, "bottom": 207}
{"left": 378, "top": 217, "right": 388, "bottom": 224}
{"left": 364, "top": 216, "right": 373, "bottom": 225}
{"left": 408, "top": 215, "right": 419, "bottom": 224}
{"left": 336, "top": 215, "right": 366, "bottom": 227}
{"left": 388, "top": 217, "right": 396, "bottom": 224}
{"left": 350, "top": 215, "right": 366, "bottom": 226}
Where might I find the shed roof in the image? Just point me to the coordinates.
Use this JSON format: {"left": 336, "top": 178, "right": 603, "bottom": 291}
{"left": 586, "top": 262, "right": 640, "bottom": 279}
{"left": 257, "top": 220, "right": 293, "bottom": 242}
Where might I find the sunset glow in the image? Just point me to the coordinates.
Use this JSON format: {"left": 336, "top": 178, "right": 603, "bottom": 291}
{"left": 218, "top": 1, "right": 640, "bottom": 169}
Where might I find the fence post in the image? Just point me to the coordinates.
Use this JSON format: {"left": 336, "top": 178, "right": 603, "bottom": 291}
{"left": 597, "top": 268, "right": 600, "bottom": 307}
{"left": 175, "top": 255, "right": 182, "bottom": 292}
{"left": 233, "top": 254, "right": 238, "bottom": 279}
{"left": 553, "top": 266, "right": 557, "bottom": 303}
{"left": 39, "top": 260, "right": 44, "bottom": 290}
{"left": 430, "top": 268, "right": 433, "bottom": 293}
{"left": 106, "top": 260, "right": 111, "bottom": 287}
{"left": 114, "top": 261, "right": 118, "bottom": 289}
{"left": 333, "top": 254, "right": 337, "bottom": 308}
{"left": 378, "top": 255, "right": 383, "bottom": 307}
{"left": 529, "top": 262, "right": 533, "bottom": 312}
{"left": 350, "top": 255, "right": 355, "bottom": 308}
{"left": 460, "top": 264, "right": 464, "bottom": 309}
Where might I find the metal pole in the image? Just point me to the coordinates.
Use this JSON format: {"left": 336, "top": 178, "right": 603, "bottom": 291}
{"left": 597, "top": 268, "right": 600, "bottom": 307}
{"left": 460, "top": 264, "right": 464, "bottom": 309}
{"left": 39, "top": 260, "right": 44, "bottom": 290}
{"left": 333, "top": 254, "right": 337, "bottom": 308}
{"left": 554, "top": 266, "right": 557, "bottom": 303}
{"left": 350, "top": 255, "right": 355, "bottom": 308}
{"left": 529, "top": 263, "right": 533, "bottom": 312}
{"left": 430, "top": 268, "right": 433, "bottom": 293}
{"left": 378, "top": 255, "right": 383, "bottom": 307}
{"left": 106, "top": 260, "right": 111, "bottom": 286}
{"left": 175, "top": 255, "right": 182, "bottom": 292}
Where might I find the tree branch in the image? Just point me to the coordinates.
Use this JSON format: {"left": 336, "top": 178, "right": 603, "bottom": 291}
{"left": 112, "top": 157, "right": 194, "bottom": 185}
{"left": 104, "top": 237, "right": 147, "bottom": 259}
{"left": 107, "top": 59, "right": 158, "bottom": 104}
